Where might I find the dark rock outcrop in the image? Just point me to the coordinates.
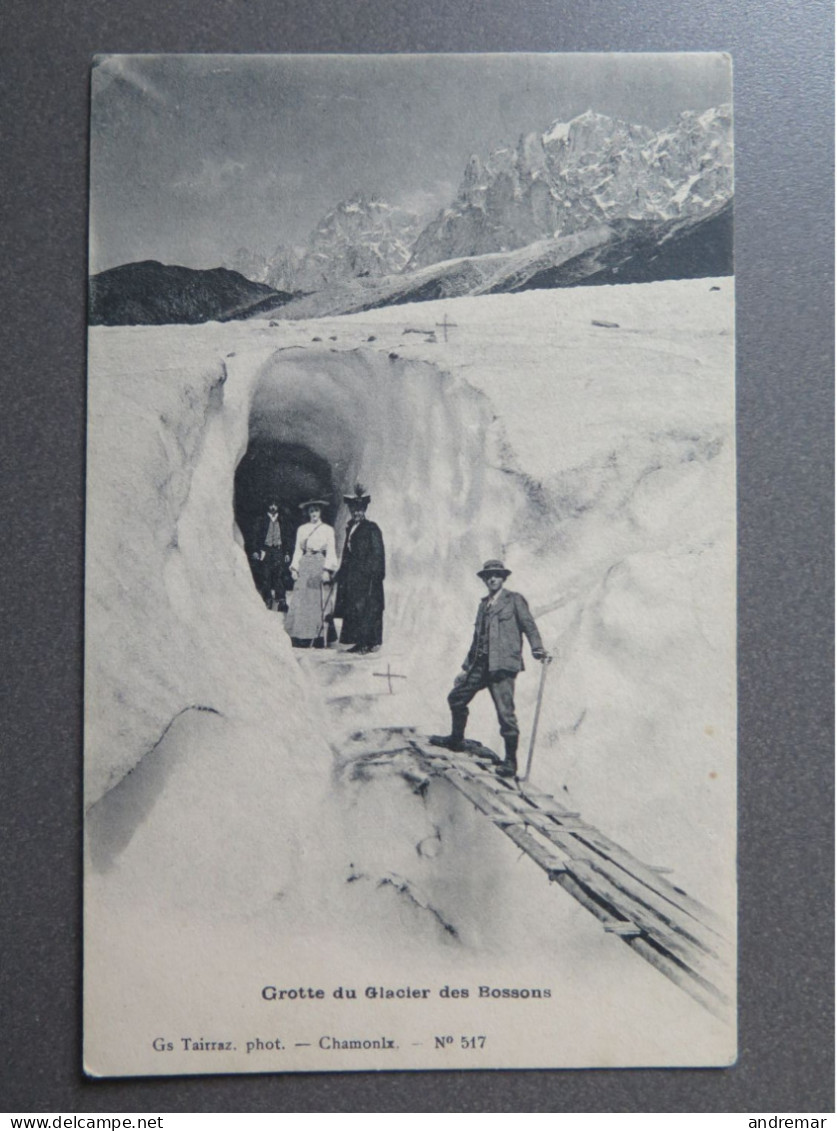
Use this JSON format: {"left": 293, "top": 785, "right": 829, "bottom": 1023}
{"left": 501, "top": 198, "right": 733, "bottom": 293}
{"left": 89, "top": 261, "right": 293, "bottom": 326}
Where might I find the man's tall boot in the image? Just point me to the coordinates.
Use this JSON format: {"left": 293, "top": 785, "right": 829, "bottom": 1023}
{"left": 429, "top": 710, "right": 467, "bottom": 753}
{"left": 497, "top": 734, "right": 518, "bottom": 778}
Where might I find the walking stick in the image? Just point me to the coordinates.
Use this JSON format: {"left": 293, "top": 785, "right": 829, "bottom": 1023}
{"left": 522, "top": 655, "right": 552, "bottom": 782}
{"left": 317, "top": 579, "right": 335, "bottom": 647}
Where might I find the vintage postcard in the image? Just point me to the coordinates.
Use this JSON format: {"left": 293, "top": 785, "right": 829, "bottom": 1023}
{"left": 84, "top": 52, "right": 736, "bottom": 1076}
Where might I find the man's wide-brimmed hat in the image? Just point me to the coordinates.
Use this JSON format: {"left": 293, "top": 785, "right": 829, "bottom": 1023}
{"left": 298, "top": 498, "right": 330, "bottom": 511}
{"left": 477, "top": 559, "right": 511, "bottom": 579}
{"left": 343, "top": 483, "right": 371, "bottom": 507}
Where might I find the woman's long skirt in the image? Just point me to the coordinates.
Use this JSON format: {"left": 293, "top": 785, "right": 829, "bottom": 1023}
{"left": 284, "top": 553, "right": 335, "bottom": 645}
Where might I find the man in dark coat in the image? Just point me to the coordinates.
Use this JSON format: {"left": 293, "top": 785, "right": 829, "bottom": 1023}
{"left": 249, "top": 501, "right": 290, "bottom": 611}
{"left": 334, "top": 485, "right": 385, "bottom": 654}
{"left": 431, "top": 560, "right": 548, "bottom": 778}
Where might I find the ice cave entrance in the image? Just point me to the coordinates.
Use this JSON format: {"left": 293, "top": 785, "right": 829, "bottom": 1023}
{"left": 231, "top": 346, "right": 526, "bottom": 637}
{"left": 234, "top": 438, "right": 338, "bottom": 562}
{"left": 231, "top": 347, "right": 372, "bottom": 603}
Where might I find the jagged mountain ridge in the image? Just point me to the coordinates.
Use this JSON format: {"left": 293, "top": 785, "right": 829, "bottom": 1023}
{"left": 409, "top": 105, "right": 732, "bottom": 268}
{"left": 258, "top": 197, "right": 422, "bottom": 293}
{"left": 89, "top": 261, "right": 293, "bottom": 326}
{"left": 233, "top": 104, "right": 731, "bottom": 294}
{"left": 256, "top": 198, "right": 732, "bottom": 320}
{"left": 94, "top": 104, "right": 732, "bottom": 324}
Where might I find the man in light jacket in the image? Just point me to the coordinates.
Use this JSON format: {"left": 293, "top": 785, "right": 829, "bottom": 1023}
{"left": 431, "top": 560, "right": 548, "bottom": 778}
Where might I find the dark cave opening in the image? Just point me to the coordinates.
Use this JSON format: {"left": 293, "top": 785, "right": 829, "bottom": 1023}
{"left": 233, "top": 439, "right": 339, "bottom": 586}
{"left": 230, "top": 345, "right": 523, "bottom": 635}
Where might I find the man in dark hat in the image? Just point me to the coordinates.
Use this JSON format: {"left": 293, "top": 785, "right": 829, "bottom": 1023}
{"left": 431, "top": 560, "right": 548, "bottom": 778}
{"left": 333, "top": 484, "right": 386, "bottom": 655}
{"left": 249, "top": 500, "right": 289, "bottom": 611}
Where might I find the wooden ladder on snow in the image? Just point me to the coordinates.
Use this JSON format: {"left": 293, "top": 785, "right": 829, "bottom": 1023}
{"left": 342, "top": 727, "right": 733, "bottom": 1020}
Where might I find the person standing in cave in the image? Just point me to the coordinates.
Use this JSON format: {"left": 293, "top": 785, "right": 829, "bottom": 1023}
{"left": 284, "top": 499, "right": 339, "bottom": 648}
{"left": 249, "top": 500, "right": 290, "bottom": 612}
{"left": 333, "top": 485, "right": 386, "bottom": 655}
{"left": 431, "top": 560, "right": 548, "bottom": 778}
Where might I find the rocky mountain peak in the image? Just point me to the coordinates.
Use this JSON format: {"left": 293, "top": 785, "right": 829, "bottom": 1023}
{"left": 231, "top": 103, "right": 732, "bottom": 293}
{"left": 266, "top": 195, "right": 422, "bottom": 292}
{"left": 409, "top": 105, "right": 732, "bottom": 269}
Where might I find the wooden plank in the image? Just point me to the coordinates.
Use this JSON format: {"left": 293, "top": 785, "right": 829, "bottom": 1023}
{"left": 492, "top": 796, "right": 725, "bottom": 969}
{"left": 455, "top": 771, "right": 599, "bottom": 858}
{"left": 543, "top": 870, "right": 645, "bottom": 934}
{"left": 626, "top": 937, "right": 730, "bottom": 1019}
{"left": 445, "top": 772, "right": 571, "bottom": 878}
{"left": 513, "top": 774, "right": 720, "bottom": 923}
{"left": 448, "top": 771, "right": 703, "bottom": 963}
{"left": 453, "top": 759, "right": 724, "bottom": 941}
{"left": 550, "top": 871, "right": 728, "bottom": 1017}
{"left": 502, "top": 804, "right": 726, "bottom": 960}
{"left": 411, "top": 735, "right": 730, "bottom": 1014}
{"left": 518, "top": 841, "right": 728, "bottom": 1015}
{"left": 485, "top": 806, "right": 599, "bottom": 858}
{"left": 583, "top": 852, "right": 726, "bottom": 963}
{"left": 449, "top": 764, "right": 726, "bottom": 980}
{"left": 459, "top": 775, "right": 578, "bottom": 841}
{"left": 501, "top": 823, "right": 573, "bottom": 881}
{"left": 565, "top": 827, "right": 726, "bottom": 937}
{"left": 564, "top": 823, "right": 724, "bottom": 931}
{"left": 510, "top": 780, "right": 727, "bottom": 935}
{"left": 516, "top": 782, "right": 580, "bottom": 815}
{"left": 566, "top": 857, "right": 723, "bottom": 981}
{"left": 552, "top": 851, "right": 728, "bottom": 1004}
{"left": 604, "top": 923, "right": 642, "bottom": 937}
{"left": 441, "top": 766, "right": 730, "bottom": 1017}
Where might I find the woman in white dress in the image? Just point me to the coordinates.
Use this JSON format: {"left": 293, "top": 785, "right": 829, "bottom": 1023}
{"left": 284, "top": 500, "right": 339, "bottom": 648}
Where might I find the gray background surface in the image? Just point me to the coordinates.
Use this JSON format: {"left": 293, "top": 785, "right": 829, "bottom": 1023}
{"left": 1, "top": 0, "right": 833, "bottom": 1114}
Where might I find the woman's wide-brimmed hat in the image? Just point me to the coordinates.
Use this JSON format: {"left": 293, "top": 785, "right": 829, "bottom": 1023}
{"left": 343, "top": 483, "right": 371, "bottom": 507}
{"left": 477, "top": 559, "right": 511, "bottom": 579}
{"left": 298, "top": 498, "right": 330, "bottom": 511}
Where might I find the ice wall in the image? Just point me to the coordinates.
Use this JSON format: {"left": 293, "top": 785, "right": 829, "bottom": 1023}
{"left": 244, "top": 347, "right": 540, "bottom": 661}
{"left": 84, "top": 332, "right": 545, "bottom": 927}
{"left": 85, "top": 281, "right": 735, "bottom": 952}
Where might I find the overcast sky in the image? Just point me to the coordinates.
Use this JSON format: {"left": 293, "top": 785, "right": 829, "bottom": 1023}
{"left": 89, "top": 53, "right": 731, "bottom": 273}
